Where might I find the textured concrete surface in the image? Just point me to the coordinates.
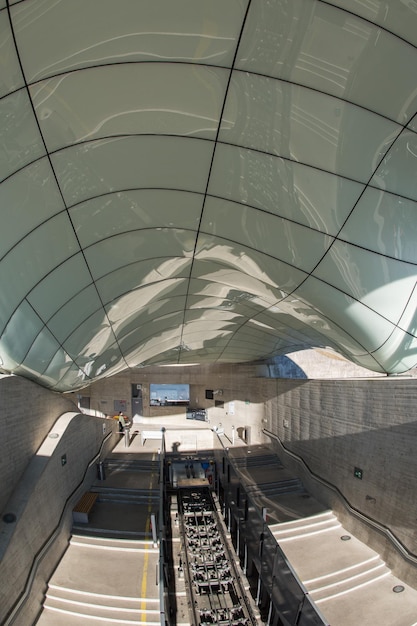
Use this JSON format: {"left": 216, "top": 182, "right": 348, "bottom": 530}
{"left": 263, "top": 378, "right": 417, "bottom": 586}
{"left": 226, "top": 444, "right": 417, "bottom": 626}
{"left": 38, "top": 436, "right": 161, "bottom": 625}
{"left": 0, "top": 410, "right": 118, "bottom": 625}
{"left": 35, "top": 430, "right": 417, "bottom": 626}
{"left": 270, "top": 512, "right": 417, "bottom": 626}
{"left": 0, "top": 374, "right": 77, "bottom": 512}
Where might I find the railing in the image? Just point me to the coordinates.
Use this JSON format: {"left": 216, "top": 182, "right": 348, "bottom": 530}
{"left": 215, "top": 434, "right": 329, "bottom": 626}
{"left": 4, "top": 429, "right": 114, "bottom": 625}
{"left": 264, "top": 429, "right": 417, "bottom": 567}
{"left": 158, "top": 428, "right": 167, "bottom": 626}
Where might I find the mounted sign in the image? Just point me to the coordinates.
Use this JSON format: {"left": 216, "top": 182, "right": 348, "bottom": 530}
{"left": 354, "top": 467, "right": 363, "bottom": 479}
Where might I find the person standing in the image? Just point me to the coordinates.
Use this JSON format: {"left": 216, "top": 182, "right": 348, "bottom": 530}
{"left": 118, "top": 411, "right": 126, "bottom": 433}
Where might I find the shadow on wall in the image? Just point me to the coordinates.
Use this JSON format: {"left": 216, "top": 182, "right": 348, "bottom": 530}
{"left": 267, "top": 419, "right": 417, "bottom": 557}
{"left": 265, "top": 356, "right": 307, "bottom": 379}
{"left": 0, "top": 412, "right": 117, "bottom": 625}
{"left": 0, "top": 375, "right": 78, "bottom": 514}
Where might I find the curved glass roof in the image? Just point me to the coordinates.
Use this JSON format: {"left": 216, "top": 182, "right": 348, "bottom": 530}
{"left": 1, "top": 0, "right": 417, "bottom": 391}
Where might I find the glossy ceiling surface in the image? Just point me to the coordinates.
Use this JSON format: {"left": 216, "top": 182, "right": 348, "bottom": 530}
{"left": 1, "top": 0, "right": 417, "bottom": 391}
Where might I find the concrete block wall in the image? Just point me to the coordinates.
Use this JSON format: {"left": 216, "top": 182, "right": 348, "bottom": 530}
{"left": 3, "top": 365, "right": 417, "bottom": 613}
{"left": 0, "top": 374, "right": 119, "bottom": 624}
{"left": 0, "top": 375, "right": 78, "bottom": 514}
{"left": 85, "top": 363, "right": 269, "bottom": 444}
{"left": 0, "top": 410, "right": 118, "bottom": 624}
{"left": 264, "top": 377, "right": 417, "bottom": 583}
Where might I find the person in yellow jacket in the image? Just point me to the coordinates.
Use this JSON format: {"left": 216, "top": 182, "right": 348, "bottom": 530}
{"left": 118, "top": 411, "right": 126, "bottom": 432}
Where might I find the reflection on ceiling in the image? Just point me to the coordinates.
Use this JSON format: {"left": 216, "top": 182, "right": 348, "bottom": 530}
{"left": 1, "top": 0, "right": 417, "bottom": 391}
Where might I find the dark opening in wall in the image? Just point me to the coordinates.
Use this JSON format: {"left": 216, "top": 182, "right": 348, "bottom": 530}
{"left": 79, "top": 396, "right": 90, "bottom": 409}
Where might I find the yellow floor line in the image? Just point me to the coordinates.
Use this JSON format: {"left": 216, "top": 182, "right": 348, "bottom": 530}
{"left": 141, "top": 452, "right": 156, "bottom": 620}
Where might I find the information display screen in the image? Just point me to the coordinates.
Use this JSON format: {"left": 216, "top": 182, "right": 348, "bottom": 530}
{"left": 150, "top": 383, "right": 190, "bottom": 406}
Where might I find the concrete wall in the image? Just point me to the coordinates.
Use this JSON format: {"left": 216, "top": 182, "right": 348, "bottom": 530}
{"left": 83, "top": 363, "right": 270, "bottom": 445}
{"left": 0, "top": 376, "right": 119, "bottom": 624}
{"left": 261, "top": 348, "right": 387, "bottom": 379}
{"left": 0, "top": 375, "right": 77, "bottom": 514}
{"left": 5, "top": 368, "right": 417, "bottom": 615}
{"left": 85, "top": 369, "right": 417, "bottom": 586}
{"left": 263, "top": 377, "right": 417, "bottom": 584}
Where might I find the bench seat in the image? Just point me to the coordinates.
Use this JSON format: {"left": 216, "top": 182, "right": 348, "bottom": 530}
{"left": 72, "top": 491, "right": 98, "bottom": 524}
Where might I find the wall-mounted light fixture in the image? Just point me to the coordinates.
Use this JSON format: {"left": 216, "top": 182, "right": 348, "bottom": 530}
{"left": 354, "top": 467, "right": 363, "bottom": 479}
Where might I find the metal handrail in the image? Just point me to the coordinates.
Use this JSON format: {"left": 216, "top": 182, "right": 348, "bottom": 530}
{"left": 216, "top": 434, "right": 328, "bottom": 626}
{"left": 4, "top": 429, "right": 114, "bottom": 625}
{"left": 158, "top": 428, "right": 166, "bottom": 626}
{"left": 264, "top": 429, "right": 417, "bottom": 567}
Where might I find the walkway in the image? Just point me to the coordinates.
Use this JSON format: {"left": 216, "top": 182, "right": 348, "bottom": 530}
{"left": 37, "top": 430, "right": 163, "bottom": 626}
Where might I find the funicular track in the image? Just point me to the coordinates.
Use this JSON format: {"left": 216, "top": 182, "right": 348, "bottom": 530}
{"left": 178, "top": 487, "right": 258, "bottom": 626}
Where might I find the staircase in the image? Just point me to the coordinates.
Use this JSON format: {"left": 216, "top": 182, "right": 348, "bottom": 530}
{"left": 307, "top": 554, "right": 390, "bottom": 604}
{"left": 270, "top": 510, "right": 341, "bottom": 542}
{"left": 233, "top": 453, "right": 281, "bottom": 468}
{"left": 246, "top": 477, "right": 305, "bottom": 498}
{"left": 37, "top": 456, "right": 161, "bottom": 625}
{"left": 270, "top": 510, "right": 391, "bottom": 613}
{"left": 39, "top": 535, "right": 160, "bottom": 625}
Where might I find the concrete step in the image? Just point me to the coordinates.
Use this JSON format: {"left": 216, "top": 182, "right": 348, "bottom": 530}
{"left": 308, "top": 558, "right": 390, "bottom": 602}
{"left": 43, "top": 592, "right": 160, "bottom": 623}
{"left": 270, "top": 511, "right": 340, "bottom": 541}
{"left": 247, "top": 478, "right": 304, "bottom": 496}
{"left": 104, "top": 459, "right": 159, "bottom": 471}
{"left": 92, "top": 487, "right": 159, "bottom": 505}
{"left": 305, "top": 554, "right": 383, "bottom": 590}
{"left": 37, "top": 606, "right": 114, "bottom": 626}
{"left": 71, "top": 525, "right": 151, "bottom": 540}
{"left": 46, "top": 584, "right": 159, "bottom": 609}
{"left": 70, "top": 534, "right": 157, "bottom": 552}
{"left": 93, "top": 483, "right": 158, "bottom": 492}
{"left": 234, "top": 454, "right": 280, "bottom": 468}
{"left": 270, "top": 510, "right": 335, "bottom": 530}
